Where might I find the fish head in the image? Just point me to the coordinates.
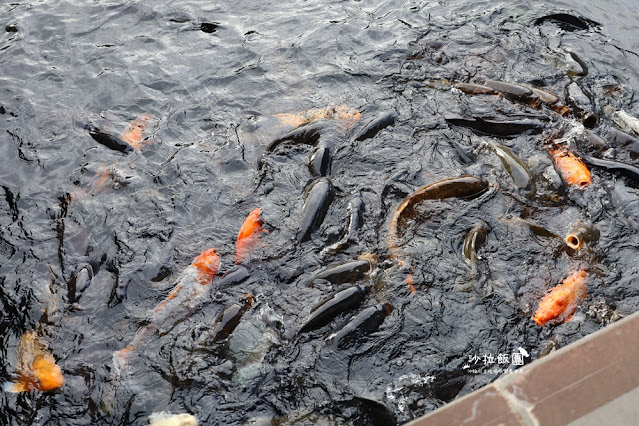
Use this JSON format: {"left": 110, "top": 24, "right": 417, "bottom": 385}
{"left": 192, "top": 248, "right": 220, "bottom": 284}
{"left": 31, "top": 354, "right": 64, "bottom": 391}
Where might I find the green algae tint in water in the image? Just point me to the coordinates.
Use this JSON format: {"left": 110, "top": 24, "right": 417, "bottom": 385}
{"left": 1, "top": 0, "right": 639, "bottom": 424}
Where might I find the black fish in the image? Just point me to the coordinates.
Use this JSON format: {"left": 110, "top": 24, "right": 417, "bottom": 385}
{"left": 297, "top": 178, "right": 335, "bottom": 242}
{"left": 309, "top": 135, "right": 335, "bottom": 176}
{"left": 85, "top": 125, "right": 133, "bottom": 153}
{"left": 446, "top": 117, "right": 547, "bottom": 138}
{"left": 299, "top": 285, "right": 369, "bottom": 333}
{"left": 580, "top": 154, "right": 639, "bottom": 184}
{"left": 197, "top": 294, "right": 255, "bottom": 345}
{"left": 354, "top": 111, "right": 396, "bottom": 141}
{"left": 329, "top": 302, "right": 392, "bottom": 349}
{"left": 216, "top": 265, "right": 250, "bottom": 290}
{"left": 484, "top": 80, "right": 535, "bottom": 103}
{"left": 258, "top": 121, "right": 325, "bottom": 168}
{"left": 307, "top": 259, "right": 372, "bottom": 285}
{"left": 565, "top": 83, "right": 597, "bottom": 128}
{"left": 68, "top": 265, "right": 93, "bottom": 303}
{"left": 534, "top": 13, "right": 600, "bottom": 31}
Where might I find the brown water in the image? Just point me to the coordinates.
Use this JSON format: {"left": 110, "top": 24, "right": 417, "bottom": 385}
{"left": 1, "top": 0, "right": 639, "bottom": 424}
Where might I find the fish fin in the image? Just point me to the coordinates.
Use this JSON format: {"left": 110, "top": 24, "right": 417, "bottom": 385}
{"left": 3, "top": 381, "right": 26, "bottom": 393}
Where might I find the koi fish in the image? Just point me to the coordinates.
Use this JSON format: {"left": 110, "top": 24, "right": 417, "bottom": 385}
{"left": 533, "top": 269, "right": 588, "bottom": 326}
{"left": 275, "top": 105, "right": 361, "bottom": 129}
{"left": 113, "top": 248, "right": 220, "bottom": 372}
{"left": 3, "top": 330, "right": 64, "bottom": 393}
{"left": 120, "top": 114, "right": 155, "bottom": 150}
{"left": 548, "top": 146, "right": 591, "bottom": 188}
{"left": 235, "top": 208, "right": 265, "bottom": 264}
{"left": 149, "top": 412, "right": 198, "bottom": 426}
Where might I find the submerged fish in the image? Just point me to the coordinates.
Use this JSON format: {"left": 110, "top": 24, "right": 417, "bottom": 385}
{"left": 113, "top": 248, "right": 220, "bottom": 372}
{"left": 453, "top": 80, "right": 570, "bottom": 115}
{"left": 484, "top": 80, "right": 538, "bottom": 104}
{"left": 565, "top": 83, "right": 597, "bottom": 128}
{"left": 327, "top": 302, "right": 393, "bottom": 350}
{"left": 548, "top": 146, "right": 591, "bottom": 188}
{"left": 446, "top": 117, "right": 547, "bottom": 138}
{"left": 120, "top": 114, "right": 155, "bottom": 150}
{"left": 452, "top": 82, "right": 496, "bottom": 95}
{"left": 196, "top": 293, "right": 256, "bottom": 346}
{"left": 275, "top": 105, "right": 361, "bottom": 129}
{"left": 462, "top": 221, "right": 489, "bottom": 263}
{"left": 533, "top": 269, "right": 588, "bottom": 326}
{"left": 87, "top": 114, "right": 155, "bottom": 153}
{"left": 607, "top": 107, "right": 639, "bottom": 136}
{"left": 4, "top": 330, "right": 64, "bottom": 393}
{"left": 235, "top": 208, "right": 265, "bottom": 264}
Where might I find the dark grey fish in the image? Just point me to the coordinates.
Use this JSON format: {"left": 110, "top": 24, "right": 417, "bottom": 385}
{"left": 354, "top": 111, "right": 396, "bottom": 141}
{"left": 299, "top": 285, "right": 369, "bottom": 333}
{"left": 307, "top": 259, "right": 372, "bottom": 285}
{"left": 297, "top": 178, "right": 335, "bottom": 242}
{"left": 446, "top": 117, "right": 547, "bottom": 138}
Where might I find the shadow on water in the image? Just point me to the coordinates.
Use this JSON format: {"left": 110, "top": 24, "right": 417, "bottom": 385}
{"left": 1, "top": 0, "right": 639, "bottom": 424}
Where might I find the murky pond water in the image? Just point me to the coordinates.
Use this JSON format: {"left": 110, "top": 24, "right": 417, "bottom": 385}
{"left": 2, "top": 0, "right": 639, "bottom": 424}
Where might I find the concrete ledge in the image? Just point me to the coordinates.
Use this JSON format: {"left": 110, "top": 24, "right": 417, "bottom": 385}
{"left": 406, "top": 310, "right": 639, "bottom": 426}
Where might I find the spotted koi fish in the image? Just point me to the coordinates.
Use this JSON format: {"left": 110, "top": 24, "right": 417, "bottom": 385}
{"left": 275, "top": 105, "right": 361, "bottom": 129}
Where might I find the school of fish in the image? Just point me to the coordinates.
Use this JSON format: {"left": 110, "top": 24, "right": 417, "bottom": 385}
{"left": 7, "top": 39, "right": 639, "bottom": 426}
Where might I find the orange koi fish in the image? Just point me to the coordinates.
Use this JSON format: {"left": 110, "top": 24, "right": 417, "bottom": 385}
{"left": 533, "top": 269, "right": 588, "bottom": 326}
{"left": 4, "top": 330, "right": 64, "bottom": 393}
{"left": 275, "top": 105, "right": 361, "bottom": 129}
{"left": 120, "top": 114, "right": 154, "bottom": 150}
{"left": 113, "top": 248, "right": 220, "bottom": 373}
{"left": 235, "top": 208, "right": 266, "bottom": 264}
{"left": 548, "top": 147, "right": 591, "bottom": 188}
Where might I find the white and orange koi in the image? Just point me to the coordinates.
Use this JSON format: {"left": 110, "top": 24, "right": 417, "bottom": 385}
{"left": 113, "top": 248, "right": 220, "bottom": 372}
{"left": 275, "top": 105, "right": 361, "bottom": 129}
{"left": 120, "top": 113, "right": 155, "bottom": 150}
{"left": 3, "top": 330, "right": 64, "bottom": 393}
